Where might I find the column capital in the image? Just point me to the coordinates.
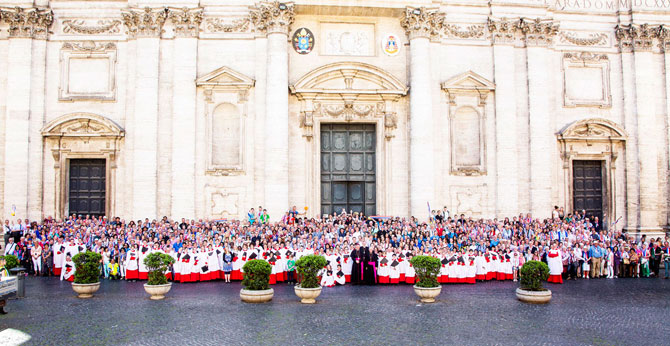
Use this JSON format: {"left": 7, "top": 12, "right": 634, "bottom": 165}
{"left": 615, "top": 23, "right": 670, "bottom": 53}
{"left": 122, "top": 7, "right": 168, "bottom": 39}
{"left": 168, "top": 7, "right": 203, "bottom": 38}
{"left": 0, "top": 6, "right": 53, "bottom": 39}
{"left": 250, "top": 1, "right": 295, "bottom": 36}
{"left": 487, "top": 17, "right": 558, "bottom": 46}
{"left": 400, "top": 7, "right": 444, "bottom": 41}
{"left": 520, "top": 18, "right": 559, "bottom": 47}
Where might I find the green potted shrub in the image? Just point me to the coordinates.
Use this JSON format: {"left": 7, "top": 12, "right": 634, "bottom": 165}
{"left": 71, "top": 251, "right": 102, "bottom": 298}
{"left": 143, "top": 252, "right": 175, "bottom": 300}
{"left": 294, "top": 255, "right": 327, "bottom": 304}
{"left": 0, "top": 255, "right": 19, "bottom": 273}
{"left": 516, "top": 260, "right": 552, "bottom": 303}
{"left": 240, "top": 259, "right": 273, "bottom": 303}
{"left": 410, "top": 255, "right": 442, "bottom": 303}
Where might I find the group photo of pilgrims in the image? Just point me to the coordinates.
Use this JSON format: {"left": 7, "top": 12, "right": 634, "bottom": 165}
{"left": 4, "top": 205, "right": 670, "bottom": 287}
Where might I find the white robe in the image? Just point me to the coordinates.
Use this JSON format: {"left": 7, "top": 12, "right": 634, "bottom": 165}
{"left": 60, "top": 260, "right": 75, "bottom": 281}
{"left": 547, "top": 249, "right": 563, "bottom": 276}
{"left": 125, "top": 250, "right": 139, "bottom": 271}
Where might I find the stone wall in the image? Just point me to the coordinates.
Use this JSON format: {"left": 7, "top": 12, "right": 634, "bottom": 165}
{"left": 0, "top": 0, "right": 668, "bottom": 232}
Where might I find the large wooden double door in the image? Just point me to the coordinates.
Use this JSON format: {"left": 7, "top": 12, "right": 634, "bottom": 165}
{"left": 69, "top": 159, "right": 106, "bottom": 217}
{"left": 572, "top": 160, "right": 603, "bottom": 221}
{"left": 320, "top": 124, "right": 376, "bottom": 216}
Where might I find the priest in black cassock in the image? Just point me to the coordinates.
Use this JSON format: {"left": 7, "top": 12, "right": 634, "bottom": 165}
{"left": 350, "top": 244, "right": 365, "bottom": 285}
{"left": 363, "top": 246, "right": 378, "bottom": 285}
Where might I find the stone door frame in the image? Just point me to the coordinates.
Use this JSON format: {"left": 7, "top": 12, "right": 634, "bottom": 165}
{"left": 290, "top": 62, "right": 408, "bottom": 217}
{"left": 557, "top": 118, "right": 627, "bottom": 230}
{"left": 41, "top": 113, "right": 124, "bottom": 219}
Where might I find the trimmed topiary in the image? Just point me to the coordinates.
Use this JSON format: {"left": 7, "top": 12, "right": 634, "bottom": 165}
{"left": 410, "top": 255, "right": 441, "bottom": 288}
{"left": 295, "top": 255, "right": 327, "bottom": 289}
{"left": 242, "top": 259, "right": 272, "bottom": 291}
{"left": 73, "top": 251, "right": 102, "bottom": 284}
{"left": 144, "top": 252, "right": 175, "bottom": 286}
{"left": 519, "top": 260, "right": 550, "bottom": 291}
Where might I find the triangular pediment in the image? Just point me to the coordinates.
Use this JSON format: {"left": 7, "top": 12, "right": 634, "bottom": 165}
{"left": 196, "top": 66, "right": 255, "bottom": 89}
{"left": 441, "top": 70, "right": 495, "bottom": 92}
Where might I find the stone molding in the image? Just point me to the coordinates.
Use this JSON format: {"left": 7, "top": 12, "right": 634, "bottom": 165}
{"left": 441, "top": 71, "right": 494, "bottom": 176}
{"left": 557, "top": 118, "right": 627, "bottom": 142}
{"left": 442, "top": 23, "right": 486, "bottom": 40}
{"left": 249, "top": 1, "right": 295, "bottom": 35}
{"left": 59, "top": 41, "right": 117, "bottom": 101}
{"left": 61, "top": 19, "right": 122, "bottom": 35}
{"left": 290, "top": 62, "right": 407, "bottom": 139}
{"left": 204, "top": 17, "right": 251, "bottom": 33}
{"left": 562, "top": 52, "right": 611, "bottom": 108}
{"left": 615, "top": 23, "right": 670, "bottom": 53}
{"left": 558, "top": 31, "right": 609, "bottom": 47}
{"left": 556, "top": 118, "right": 626, "bottom": 229}
{"left": 121, "top": 7, "right": 169, "bottom": 38}
{"left": 196, "top": 66, "right": 254, "bottom": 175}
{"left": 41, "top": 113, "right": 124, "bottom": 218}
{"left": 0, "top": 6, "right": 53, "bottom": 39}
{"left": 487, "top": 17, "right": 559, "bottom": 46}
{"left": 400, "top": 7, "right": 445, "bottom": 41}
{"left": 41, "top": 112, "right": 125, "bottom": 139}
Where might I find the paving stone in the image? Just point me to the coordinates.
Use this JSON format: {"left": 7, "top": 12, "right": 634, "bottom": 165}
{"left": 1, "top": 277, "right": 669, "bottom": 345}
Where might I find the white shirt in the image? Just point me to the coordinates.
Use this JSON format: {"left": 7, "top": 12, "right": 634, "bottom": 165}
{"left": 4, "top": 242, "right": 17, "bottom": 256}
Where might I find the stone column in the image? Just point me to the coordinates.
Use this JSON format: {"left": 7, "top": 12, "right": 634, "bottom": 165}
{"left": 401, "top": 7, "right": 442, "bottom": 219}
{"left": 524, "top": 20, "right": 559, "bottom": 219}
{"left": 123, "top": 8, "right": 167, "bottom": 219}
{"left": 1, "top": 7, "right": 52, "bottom": 219}
{"left": 170, "top": 8, "right": 202, "bottom": 219}
{"left": 488, "top": 19, "right": 519, "bottom": 217}
{"left": 251, "top": 1, "right": 294, "bottom": 221}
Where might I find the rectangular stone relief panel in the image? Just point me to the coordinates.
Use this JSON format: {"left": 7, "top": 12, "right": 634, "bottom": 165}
{"left": 59, "top": 42, "right": 116, "bottom": 101}
{"left": 562, "top": 52, "right": 611, "bottom": 108}
{"left": 320, "top": 22, "right": 375, "bottom": 56}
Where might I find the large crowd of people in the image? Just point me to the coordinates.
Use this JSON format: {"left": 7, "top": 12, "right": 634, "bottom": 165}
{"left": 2, "top": 206, "right": 670, "bottom": 286}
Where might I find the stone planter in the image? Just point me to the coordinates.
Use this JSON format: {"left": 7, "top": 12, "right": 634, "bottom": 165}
{"left": 144, "top": 283, "right": 172, "bottom": 300}
{"left": 413, "top": 285, "right": 442, "bottom": 303}
{"left": 516, "top": 287, "right": 552, "bottom": 304}
{"left": 72, "top": 282, "right": 100, "bottom": 299}
{"left": 294, "top": 286, "right": 323, "bottom": 304}
{"left": 240, "top": 288, "right": 274, "bottom": 303}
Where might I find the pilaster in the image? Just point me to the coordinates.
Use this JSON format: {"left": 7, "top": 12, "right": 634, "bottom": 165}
{"left": 402, "top": 7, "right": 443, "bottom": 219}
{"left": 615, "top": 24, "right": 664, "bottom": 231}
{"left": 123, "top": 7, "right": 167, "bottom": 219}
{"left": 0, "top": 7, "right": 52, "bottom": 219}
{"left": 251, "top": 1, "right": 294, "bottom": 220}
{"left": 170, "top": 7, "right": 201, "bottom": 218}
{"left": 489, "top": 17, "right": 559, "bottom": 218}
{"left": 489, "top": 27, "right": 519, "bottom": 216}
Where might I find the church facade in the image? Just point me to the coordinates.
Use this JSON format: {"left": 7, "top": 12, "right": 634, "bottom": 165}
{"left": 0, "top": 0, "right": 669, "bottom": 232}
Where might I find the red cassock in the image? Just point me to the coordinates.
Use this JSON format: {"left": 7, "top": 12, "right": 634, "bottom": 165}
{"left": 547, "top": 250, "right": 564, "bottom": 284}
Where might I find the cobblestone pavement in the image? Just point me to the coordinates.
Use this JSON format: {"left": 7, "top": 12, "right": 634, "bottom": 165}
{"left": 1, "top": 277, "right": 669, "bottom": 346}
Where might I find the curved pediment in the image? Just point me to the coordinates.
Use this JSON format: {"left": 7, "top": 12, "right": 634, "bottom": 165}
{"left": 558, "top": 118, "right": 627, "bottom": 141}
{"left": 42, "top": 113, "right": 125, "bottom": 138}
{"left": 290, "top": 62, "right": 408, "bottom": 98}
